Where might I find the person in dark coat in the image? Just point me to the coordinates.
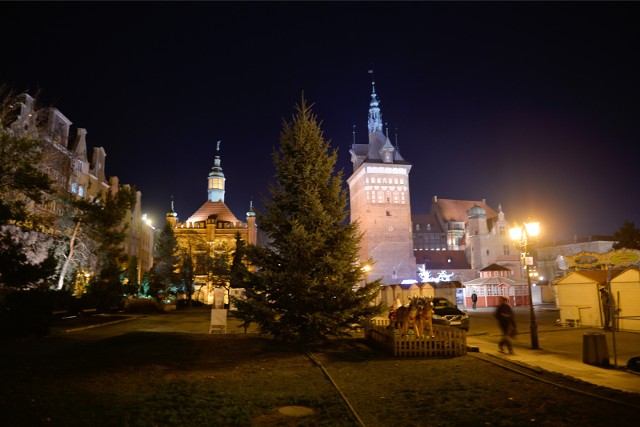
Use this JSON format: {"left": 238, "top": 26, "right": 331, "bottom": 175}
{"left": 495, "top": 296, "right": 516, "bottom": 354}
{"left": 471, "top": 292, "right": 478, "bottom": 309}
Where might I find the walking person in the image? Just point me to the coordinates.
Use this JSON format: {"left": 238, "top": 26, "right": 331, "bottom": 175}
{"left": 599, "top": 288, "right": 612, "bottom": 331}
{"left": 495, "top": 297, "right": 517, "bottom": 354}
{"left": 471, "top": 292, "right": 478, "bottom": 309}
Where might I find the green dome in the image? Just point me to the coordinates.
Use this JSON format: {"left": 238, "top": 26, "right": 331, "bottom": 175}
{"left": 467, "top": 204, "right": 486, "bottom": 218}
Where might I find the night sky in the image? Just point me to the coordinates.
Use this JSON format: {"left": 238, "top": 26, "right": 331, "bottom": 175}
{"left": 3, "top": 2, "right": 639, "bottom": 243}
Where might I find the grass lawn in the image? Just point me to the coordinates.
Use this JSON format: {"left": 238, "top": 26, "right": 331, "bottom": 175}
{"left": 1, "top": 319, "right": 638, "bottom": 426}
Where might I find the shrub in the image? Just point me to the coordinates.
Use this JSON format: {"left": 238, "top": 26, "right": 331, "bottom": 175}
{"left": 123, "top": 298, "right": 163, "bottom": 314}
{"left": 0, "top": 288, "right": 55, "bottom": 338}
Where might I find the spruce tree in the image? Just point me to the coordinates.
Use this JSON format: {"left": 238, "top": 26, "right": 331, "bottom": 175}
{"left": 234, "top": 98, "right": 383, "bottom": 343}
{"left": 229, "top": 232, "right": 251, "bottom": 289}
{"left": 150, "top": 222, "right": 178, "bottom": 300}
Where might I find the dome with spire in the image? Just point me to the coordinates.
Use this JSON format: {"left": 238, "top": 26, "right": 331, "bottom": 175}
{"left": 246, "top": 200, "right": 256, "bottom": 218}
{"left": 208, "top": 140, "right": 226, "bottom": 203}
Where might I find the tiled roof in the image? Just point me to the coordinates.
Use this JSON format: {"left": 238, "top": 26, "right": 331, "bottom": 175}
{"left": 480, "top": 263, "right": 511, "bottom": 271}
{"left": 412, "top": 213, "right": 444, "bottom": 233}
{"left": 464, "top": 276, "right": 527, "bottom": 286}
{"left": 415, "top": 250, "right": 471, "bottom": 269}
{"left": 351, "top": 138, "right": 410, "bottom": 165}
{"left": 186, "top": 200, "right": 240, "bottom": 224}
{"left": 432, "top": 198, "right": 498, "bottom": 222}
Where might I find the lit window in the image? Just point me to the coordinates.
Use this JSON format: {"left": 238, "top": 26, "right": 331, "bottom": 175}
{"left": 209, "top": 177, "right": 224, "bottom": 189}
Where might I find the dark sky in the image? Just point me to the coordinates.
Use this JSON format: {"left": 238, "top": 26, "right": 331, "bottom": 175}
{"left": 3, "top": 2, "right": 639, "bottom": 243}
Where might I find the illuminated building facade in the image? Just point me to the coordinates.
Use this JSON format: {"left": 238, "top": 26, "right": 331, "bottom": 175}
{"left": 6, "top": 94, "right": 154, "bottom": 282}
{"left": 168, "top": 144, "right": 257, "bottom": 301}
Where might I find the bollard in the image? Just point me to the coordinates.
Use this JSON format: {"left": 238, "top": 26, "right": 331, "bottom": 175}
{"left": 582, "top": 332, "right": 609, "bottom": 366}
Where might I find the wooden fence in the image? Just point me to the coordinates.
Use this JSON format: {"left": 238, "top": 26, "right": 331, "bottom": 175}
{"left": 365, "top": 317, "right": 467, "bottom": 357}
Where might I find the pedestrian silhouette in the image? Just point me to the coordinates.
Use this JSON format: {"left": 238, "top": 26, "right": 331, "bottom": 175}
{"left": 495, "top": 296, "right": 516, "bottom": 354}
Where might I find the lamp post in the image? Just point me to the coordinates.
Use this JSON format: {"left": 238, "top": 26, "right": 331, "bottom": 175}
{"left": 509, "top": 222, "right": 541, "bottom": 350}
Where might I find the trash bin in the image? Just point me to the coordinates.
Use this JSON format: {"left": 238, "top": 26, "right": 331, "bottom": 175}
{"left": 627, "top": 356, "right": 640, "bottom": 373}
{"left": 582, "top": 332, "right": 609, "bottom": 366}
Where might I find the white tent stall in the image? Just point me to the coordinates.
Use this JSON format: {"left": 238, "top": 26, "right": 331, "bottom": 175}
{"left": 554, "top": 270, "right": 612, "bottom": 327}
{"left": 611, "top": 268, "right": 640, "bottom": 332}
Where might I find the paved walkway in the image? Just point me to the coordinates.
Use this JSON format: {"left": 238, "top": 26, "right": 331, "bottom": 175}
{"left": 467, "top": 328, "right": 640, "bottom": 394}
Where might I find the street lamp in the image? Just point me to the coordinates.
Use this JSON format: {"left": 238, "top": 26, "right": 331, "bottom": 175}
{"left": 361, "top": 264, "right": 371, "bottom": 284}
{"left": 509, "top": 221, "right": 541, "bottom": 350}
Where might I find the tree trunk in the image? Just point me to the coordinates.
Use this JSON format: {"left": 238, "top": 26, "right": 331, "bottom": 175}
{"left": 56, "top": 217, "right": 82, "bottom": 290}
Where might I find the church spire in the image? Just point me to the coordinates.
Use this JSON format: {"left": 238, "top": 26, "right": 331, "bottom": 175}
{"left": 367, "top": 70, "right": 383, "bottom": 134}
{"left": 207, "top": 140, "right": 226, "bottom": 202}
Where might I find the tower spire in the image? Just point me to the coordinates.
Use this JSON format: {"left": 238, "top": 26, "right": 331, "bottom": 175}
{"left": 166, "top": 195, "right": 178, "bottom": 227}
{"left": 207, "top": 140, "right": 226, "bottom": 202}
{"left": 367, "top": 69, "right": 383, "bottom": 134}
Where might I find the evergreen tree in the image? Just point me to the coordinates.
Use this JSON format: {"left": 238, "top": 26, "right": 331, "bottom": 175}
{"left": 612, "top": 220, "right": 640, "bottom": 250}
{"left": 150, "top": 222, "right": 178, "bottom": 300}
{"left": 234, "top": 98, "right": 383, "bottom": 343}
{"left": 178, "top": 249, "right": 195, "bottom": 303}
{"left": 229, "top": 232, "right": 251, "bottom": 289}
{"left": 123, "top": 255, "right": 139, "bottom": 296}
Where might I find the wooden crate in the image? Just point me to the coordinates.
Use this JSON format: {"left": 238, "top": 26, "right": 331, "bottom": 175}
{"left": 365, "top": 318, "right": 467, "bottom": 357}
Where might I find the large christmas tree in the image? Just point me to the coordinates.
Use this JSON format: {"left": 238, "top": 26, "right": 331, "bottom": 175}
{"left": 234, "top": 98, "right": 383, "bottom": 343}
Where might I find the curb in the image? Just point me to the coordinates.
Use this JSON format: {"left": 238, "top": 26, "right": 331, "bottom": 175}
{"left": 59, "top": 316, "right": 141, "bottom": 333}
